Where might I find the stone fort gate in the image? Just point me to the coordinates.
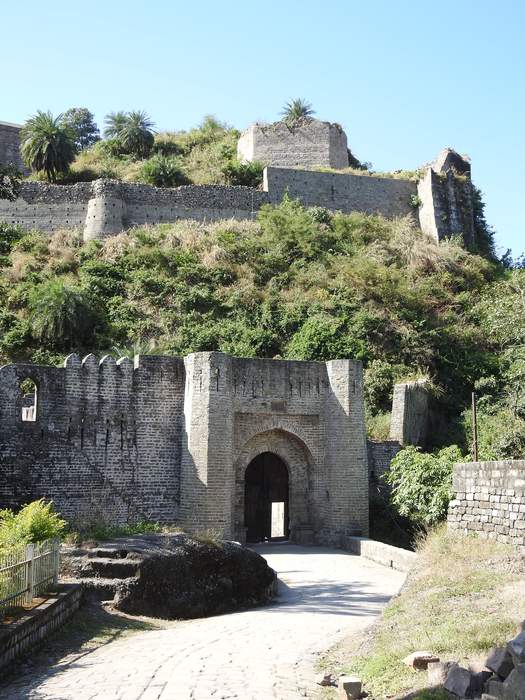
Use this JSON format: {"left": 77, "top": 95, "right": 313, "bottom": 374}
{"left": 0, "top": 352, "right": 368, "bottom": 545}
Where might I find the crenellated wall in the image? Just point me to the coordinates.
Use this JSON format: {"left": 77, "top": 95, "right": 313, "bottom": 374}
{"left": 0, "top": 352, "right": 369, "bottom": 543}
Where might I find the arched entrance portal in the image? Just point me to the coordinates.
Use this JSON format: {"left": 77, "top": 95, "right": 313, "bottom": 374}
{"left": 244, "top": 452, "right": 289, "bottom": 543}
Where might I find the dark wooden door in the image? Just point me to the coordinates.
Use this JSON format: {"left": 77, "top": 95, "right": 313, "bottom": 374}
{"left": 245, "top": 452, "right": 289, "bottom": 543}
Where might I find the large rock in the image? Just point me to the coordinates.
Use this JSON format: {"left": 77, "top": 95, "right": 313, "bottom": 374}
{"left": 444, "top": 665, "right": 488, "bottom": 698}
{"left": 507, "top": 631, "right": 525, "bottom": 666}
{"left": 502, "top": 664, "right": 525, "bottom": 699}
{"left": 486, "top": 647, "right": 514, "bottom": 680}
{"left": 112, "top": 534, "right": 276, "bottom": 619}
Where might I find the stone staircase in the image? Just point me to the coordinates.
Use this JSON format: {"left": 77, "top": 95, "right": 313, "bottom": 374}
{"left": 61, "top": 540, "right": 148, "bottom": 601}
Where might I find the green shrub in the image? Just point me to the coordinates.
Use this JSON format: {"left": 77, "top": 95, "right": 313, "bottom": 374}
{"left": 0, "top": 499, "right": 66, "bottom": 548}
{"left": 221, "top": 159, "right": 264, "bottom": 187}
{"left": 28, "top": 279, "right": 104, "bottom": 350}
{"left": 385, "top": 445, "right": 463, "bottom": 527}
{"left": 0, "top": 223, "right": 25, "bottom": 255}
{"left": 140, "top": 155, "right": 189, "bottom": 187}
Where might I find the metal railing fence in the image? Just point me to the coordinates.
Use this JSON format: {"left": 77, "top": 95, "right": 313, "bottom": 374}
{"left": 0, "top": 539, "right": 60, "bottom": 616}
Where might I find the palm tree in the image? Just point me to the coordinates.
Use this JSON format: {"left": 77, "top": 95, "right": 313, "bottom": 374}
{"left": 20, "top": 111, "right": 76, "bottom": 182}
{"left": 28, "top": 280, "right": 100, "bottom": 350}
{"left": 280, "top": 99, "right": 316, "bottom": 124}
{"left": 118, "top": 111, "right": 156, "bottom": 158}
{"left": 103, "top": 111, "right": 128, "bottom": 139}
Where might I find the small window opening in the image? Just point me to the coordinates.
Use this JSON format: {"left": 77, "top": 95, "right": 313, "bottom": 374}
{"left": 21, "top": 378, "right": 38, "bottom": 422}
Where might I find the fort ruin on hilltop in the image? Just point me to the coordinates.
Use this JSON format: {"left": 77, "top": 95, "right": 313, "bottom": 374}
{"left": 1, "top": 117, "right": 476, "bottom": 247}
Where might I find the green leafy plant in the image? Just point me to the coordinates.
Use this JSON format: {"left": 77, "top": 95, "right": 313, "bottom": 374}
{"left": 20, "top": 111, "right": 76, "bottom": 181}
{"left": 221, "top": 159, "right": 264, "bottom": 187}
{"left": 281, "top": 98, "right": 315, "bottom": 124}
{"left": 385, "top": 445, "right": 462, "bottom": 527}
{"left": 0, "top": 165, "right": 21, "bottom": 201}
{"left": 60, "top": 107, "right": 100, "bottom": 151}
{"left": 28, "top": 280, "right": 103, "bottom": 350}
{"left": 0, "top": 499, "right": 66, "bottom": 548}
{"left": 141, "top": 154, "right": 189, "bottom": 187}
{"left": 103, "top": 110, "right": 155, "bottom": 159}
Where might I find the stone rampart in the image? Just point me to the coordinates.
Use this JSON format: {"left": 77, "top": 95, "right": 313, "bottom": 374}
{"left": 0, "top": 352, "right": 369, "bottom": 544}
{"left": 237, "top": 118, "right": 349, "bottom": 169}
{"left": 448, "top": 460, "right": 525, "bottom": 547}
{"left": 0, "top": 179, "right": 266, "bottom": 239}
{"left": 264, "top": 166, "right": 417, "bottom": 218}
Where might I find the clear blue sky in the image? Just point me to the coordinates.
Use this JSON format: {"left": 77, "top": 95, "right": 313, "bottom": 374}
{"left": 2, "top": 0, "right": 523, "bottom": 255}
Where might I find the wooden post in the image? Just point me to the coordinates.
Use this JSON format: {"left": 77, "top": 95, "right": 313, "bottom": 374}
{"left": 472, "top": 392, "right": 478, "bottom": 462}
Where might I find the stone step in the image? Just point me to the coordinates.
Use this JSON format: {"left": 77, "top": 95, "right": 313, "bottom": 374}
{"left": 80, "top": 557, "right": 141, "bottom": 579}
{"left": 78, "top": 576, "right": 134, "bottom": 601}
{"left": 88, "top": 548, "right": 132, "bottom": 560}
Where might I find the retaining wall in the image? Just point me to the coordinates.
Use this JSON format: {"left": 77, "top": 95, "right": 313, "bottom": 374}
{"left": 448, "top": 460, "right": 525, "bottom": 547}
{"left": 0, "top": 584, "right": 82, "bottom": 672}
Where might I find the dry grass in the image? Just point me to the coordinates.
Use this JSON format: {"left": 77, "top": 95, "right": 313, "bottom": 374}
{"left": 318, "top": 526, "right": 525, "bottom": 699}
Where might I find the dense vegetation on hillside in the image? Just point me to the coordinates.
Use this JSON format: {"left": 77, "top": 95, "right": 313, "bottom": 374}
{"left": 25, "top": 113, "right": 264, "bottom": 188}
{"left": 1, "top": 195, "right": 521, "bottom": 463}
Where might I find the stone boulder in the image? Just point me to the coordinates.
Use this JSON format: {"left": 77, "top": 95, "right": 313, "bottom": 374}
{"left": 112, "top": 534, "right": 276, "bottom": 619}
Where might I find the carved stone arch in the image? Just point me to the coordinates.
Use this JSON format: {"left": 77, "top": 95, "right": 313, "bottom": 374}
{"left": 233, "top": 428, "right": 314, "bottom": 543}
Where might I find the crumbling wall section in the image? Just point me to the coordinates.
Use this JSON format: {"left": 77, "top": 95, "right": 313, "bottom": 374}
{"left": 237, "top": 119, "right": 349, "bottom": 169}
{"left": 389, "top": 380, "right": 429, "bottom": 447}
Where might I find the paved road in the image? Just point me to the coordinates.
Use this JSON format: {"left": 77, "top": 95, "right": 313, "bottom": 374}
{"left": 2, "top": 544, "right": 405, "bottom": 700}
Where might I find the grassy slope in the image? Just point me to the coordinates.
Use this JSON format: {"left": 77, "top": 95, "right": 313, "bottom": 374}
{"left": 0, "top": 201, "right": 499, "bottom": 442}
{"left": 318, "top": 527, "right": 525, "bottom": 699}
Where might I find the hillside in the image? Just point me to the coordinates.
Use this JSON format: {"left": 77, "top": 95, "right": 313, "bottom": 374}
{"left": 0, "top": 195, "right": 515, "bottom": 452}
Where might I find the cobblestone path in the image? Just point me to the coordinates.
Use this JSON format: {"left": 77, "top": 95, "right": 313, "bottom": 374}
{"left": 1, "top": 544, "right": 405, "bottom": 700}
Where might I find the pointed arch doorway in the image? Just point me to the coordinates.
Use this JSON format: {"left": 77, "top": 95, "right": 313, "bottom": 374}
{"left": 244, "top": 452, "right": 289, "bottom": 543}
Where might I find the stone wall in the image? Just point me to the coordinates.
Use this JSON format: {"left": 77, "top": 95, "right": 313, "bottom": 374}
{"left": 0, "top": 584, "right": 82, "bottom": 672}
{"left": 264, "top": 166, "right": 417, "bottom": 218}
{"left": 368, "top": 440, "right": 402, "bottom": 482}
{"left": 417, "top": 148, "right": 475, "bottom": 245}
{"left": 0, "top": 167, "right": 419, "bottom": 241}
{"left": 389, "top": 380, "right": 429, "bottom": 446}
{"left": 448, "top": 460, "right": 525, "bottom": 547}
{"left": 0, "top": 179, "right": 266, "bottom": 239}
{"left": 237, "top": 118, "right": 349, "bottom": 169}
{"left": 0, "top": 121, "right": 26, "bottom": 173}
{"left": 0, "top": 352, "right": 369, "bottom": 544}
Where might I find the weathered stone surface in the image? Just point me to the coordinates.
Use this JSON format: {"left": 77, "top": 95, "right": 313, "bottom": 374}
{"left": 427, "top": 660, "right": 458, "bottom": 686}
{"left": 502, "top": 663, "right": 525, "bottom": 699}
{"left": 111, "top": 534, "right": 276, "bottom": 619}
{"left": 508, "top": 631, "right": 525, "bottom": 666}
{"left": 483, "top": 676, "right": 505, "bottom": 699}
{"left": 0, "top": 352, "right": 369, "bottom": 545}
{"left": 448, "top": 461, "right": 525, "bottom": 549}
{"left": 338, "top": 675, "right": 362, "bottom": 699}
{"left": 402, "top": 650, "right": 440, "bottom": 670}
{"left": 444, "top": 665, "right": 478, "bottom": 698}
{"left": 238, "top": 118, "right": 349, "bottom": 169}
{"left": 486, "top": 647, "right": 514, "bottom": 679}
